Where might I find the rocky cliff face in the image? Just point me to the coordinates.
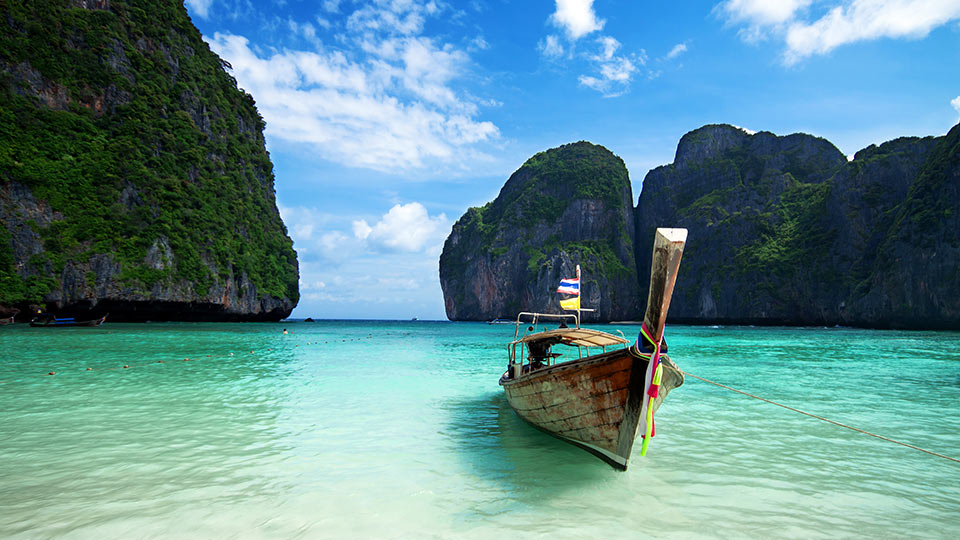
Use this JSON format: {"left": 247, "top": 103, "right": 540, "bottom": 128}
{"left": 849, "top": 126, "right": 960, "bottom": 328}
{"left": 0, "top": 0, "right": 298, "bottom": 321}
{"left": 440, "top": 142, "right": 639, "bottom": 322}
{"left": 635, "top": 123, "right": 959, "bottom": 328}
{"left": 442, "top": 124, "right": 959, "bottom": 328}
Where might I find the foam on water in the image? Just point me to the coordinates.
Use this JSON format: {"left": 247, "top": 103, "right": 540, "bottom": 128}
{"left": 1, "top": 322, "right": 958, "bottom": 538}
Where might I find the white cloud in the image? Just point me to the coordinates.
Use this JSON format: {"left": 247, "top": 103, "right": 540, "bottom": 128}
{"left": 294, "top": 251, "right": 446, "bottom": 318}
{"left": 469, "top": 35, "right": 490, "bottom": 51}
{"left": 784, "top": 1, "right": 960, "bottom": 63}
{"left": 541, "top": 3, "right": 644, "bottom": 96}
{"left": 318, "top": 231, "right": 352, "bottom": 258}
{"left": 719, "top": 0, "right": 960, "bottom": 64}
{"left": 353, "top": 202, "right": 449, "bottom": 252}
{"left": 540, "top": 34, "right": 565, "bottom": 58}
{"left": 952, "top": 95, "right": 960, "bottom": 115}
{"left": 205, "top": 1, "right": 498, "bottom": 171}
{"left": 597, "top": 36, "right": 619, "bottom": 60}
{"left": 577, "top": 37, "right": 643, "bottom": 97}
{"left": 550, "top": 0, "right": 605, "bottom": 40}
{"left": 720, "top": 0, "right": 812, "bottom": 26}
{"left": 352, "top": 219, "right": 373, "bottom": 240}
{"left": 185, "top": 0, "right": 213, "bottom": 19}
{"left": 283, "top": 203, "right": 450, "bottom": 318}
{"left": 666, "top": 42, "right": 688, "bottom": 59}
{"left": 347, "top": 0, "right": 434, "bottom": 36}
{"left": 279, "top": 204, "right": 358, "bottom": 263}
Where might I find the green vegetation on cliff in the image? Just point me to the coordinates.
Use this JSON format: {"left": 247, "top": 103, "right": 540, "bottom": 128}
{"left": 636, "top": 122, "right": 959, "bottom": 327}
{"left": 455, "top": 141, "right": 632, "bottom": 270}
{"left": 0, "top": 0, "right": 298, "bottom": 310}
{"left": 439, "top": 141, "right": 639, "bottom": 321}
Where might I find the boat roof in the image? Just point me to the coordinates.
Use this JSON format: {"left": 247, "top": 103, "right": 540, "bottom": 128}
{"left": 517, "top": 327, "right": 629, "bottom": 348}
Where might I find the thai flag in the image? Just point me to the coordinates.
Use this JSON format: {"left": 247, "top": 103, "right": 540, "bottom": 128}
{"left": 557, "top": 277, "right": 579, "bottom": 295}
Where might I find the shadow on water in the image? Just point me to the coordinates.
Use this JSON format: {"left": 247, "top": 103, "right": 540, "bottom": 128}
{"left": 440, "top": 391, "right": 615, "bottom": 503}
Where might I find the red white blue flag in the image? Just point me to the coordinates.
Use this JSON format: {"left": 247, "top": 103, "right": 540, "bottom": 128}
{"left": 556, "top": 265, "right": 581, "bottom": 295}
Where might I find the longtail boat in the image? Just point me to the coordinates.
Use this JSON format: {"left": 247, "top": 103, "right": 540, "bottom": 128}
{"left": 0, "top": 316, "right": 14, "bottom": 325}
{"left": 498, "top": 228, "right": 687, "bottom": 470}
{"left": 30, "top": 313, "right": 108, "bottom": 327}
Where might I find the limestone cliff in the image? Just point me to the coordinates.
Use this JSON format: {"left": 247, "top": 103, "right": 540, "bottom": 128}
{"left": 635, "top": 123, "right": 959, "bottom": 328}
{"left": 0, "top": 0, "right": 298, "bottom": 321}
{"left": 440, "top": 142, "right": 639, "bottom": 322}
{"left": 442, "top": 124, "right": 959, "bottom": 329}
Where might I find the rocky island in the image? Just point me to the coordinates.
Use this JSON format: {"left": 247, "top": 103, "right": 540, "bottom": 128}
{"left": 441, "top": 123, "right": 959, "bottom": 329}
{"left": 0, "top": 0, "right": 298, "bottom": 321}
{"left": 440, "top": 142, "right": 640, "bottom": 322}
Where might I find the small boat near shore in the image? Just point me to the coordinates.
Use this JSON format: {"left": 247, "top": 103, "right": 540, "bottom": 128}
{"left": 498, "top": 228, "right": 687, "bottom": 470}
{"left": 30, "top": 313, "right": 108, "bottom": 327}
{"left": 1, "top": 308, "right": 19, "bottom": 325}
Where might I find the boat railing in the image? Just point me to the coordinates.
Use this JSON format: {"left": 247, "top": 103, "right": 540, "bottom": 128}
{"left": 505, "top": 312, "right": 581, "bottom": 378}
{"left": 512, "top": 312, "right": 579, "bottom": 341}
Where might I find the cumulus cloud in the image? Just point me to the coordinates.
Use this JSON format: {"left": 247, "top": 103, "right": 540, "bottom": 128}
{"left": 784, "top": 1, "right": 960, "bottom": 63}
{"left": 206, "top": 1, "right": 498, "bottom": 171}
{"left": 550, "top": 0, "right": 605, "bottom": 40}
{"left": 540, "top": 2, "right": 644, "bottom": 96}
{"left": 577, "top": 37, "right": 644, "bottom": 97}
{"left": 953, "top": 95, "right": 960, "bottom": 116}
{"left": 185, "top": 0, "right": 213, "bottom": 19}
{"left": 353, "top": 202, "right": 449, "bottom": 252}
{"left": 666, "top": 42, "right": 688, "bottom": 59}
{"left": 719, "top": 0, "right": 960, "bottom": 64}
{"left": 283, "top": 201, "right": 450, "bottom": 317}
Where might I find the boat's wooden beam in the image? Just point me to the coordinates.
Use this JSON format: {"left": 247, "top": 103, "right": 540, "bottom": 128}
{"left": 642, "top": 228, "right": 687, "bottom": 343}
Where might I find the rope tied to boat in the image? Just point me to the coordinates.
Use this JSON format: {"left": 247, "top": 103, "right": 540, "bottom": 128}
{"left": 669, "top": 366, "right": 960, "bottom": 465}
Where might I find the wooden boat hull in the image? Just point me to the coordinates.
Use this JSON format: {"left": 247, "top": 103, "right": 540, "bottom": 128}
{"left": 29, "top": 315, "right": 107, "bottom": 327}
{"left": 500, "top": 348, "right": 683, "bottom": 470}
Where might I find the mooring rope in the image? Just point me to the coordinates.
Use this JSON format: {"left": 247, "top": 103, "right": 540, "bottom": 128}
{"left": 679, "top": 368, "right": 960, "bottom": 464}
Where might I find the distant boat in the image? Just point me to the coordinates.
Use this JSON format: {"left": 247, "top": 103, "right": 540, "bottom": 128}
{"left": 498, "top": 228, "right": 687, "bottom": 470}
{"left": 30, "top": 313, "right": 108, "bottom": 327}
{"left": 411, "top": 317, "right": 419, "bottom": 321}
{"left": 487, "top": 318, "right": 513, "bottom": 324}
{"left": 1, "top": 308, "right": 19, "bottom": 325}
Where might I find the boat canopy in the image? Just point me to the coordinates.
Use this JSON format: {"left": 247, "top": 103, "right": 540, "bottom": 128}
{"left": 517, "top": 328, "right": 628, "bottom": 348}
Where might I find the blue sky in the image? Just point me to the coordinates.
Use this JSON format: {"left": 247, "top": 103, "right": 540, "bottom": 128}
{"left": 182, "top": 0, "right": 960, "bottom": 320}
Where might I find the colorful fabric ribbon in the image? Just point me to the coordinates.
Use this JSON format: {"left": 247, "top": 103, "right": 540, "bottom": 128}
{"left": 637, "top": 322, "right": 663, "bottom": 456}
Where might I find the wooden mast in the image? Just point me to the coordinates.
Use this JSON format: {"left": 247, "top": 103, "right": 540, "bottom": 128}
{"left": 642, "top": 228, "right": 687, "bottom": 343}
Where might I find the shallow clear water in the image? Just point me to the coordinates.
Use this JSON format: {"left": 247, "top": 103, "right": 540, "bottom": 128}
{"left": 1, "top": 321, "right": 958, "bottom": 539}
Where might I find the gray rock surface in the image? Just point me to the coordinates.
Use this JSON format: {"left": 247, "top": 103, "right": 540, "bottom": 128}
{"left": 440, "top": 142, "right": 639, "bottom": 322}
{"left": 442, "top": 124, "right": 960, "bottom": 328}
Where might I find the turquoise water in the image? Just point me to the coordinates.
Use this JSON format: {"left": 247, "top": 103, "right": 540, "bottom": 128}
{"left": 1, "top": 321, "right": 958, "bottom": 539}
